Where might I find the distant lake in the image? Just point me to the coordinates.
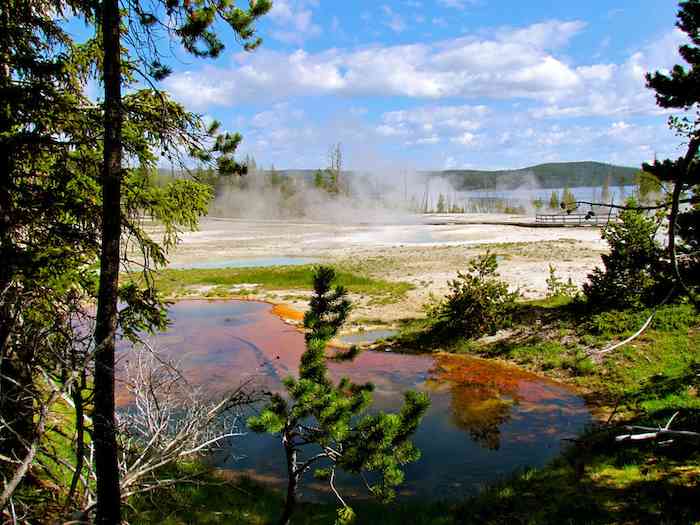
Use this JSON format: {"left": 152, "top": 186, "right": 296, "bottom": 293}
{"left": 459, "top": 185, "right": 638, "bottom": 205}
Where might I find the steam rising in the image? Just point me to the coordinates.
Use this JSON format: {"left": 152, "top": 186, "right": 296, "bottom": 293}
{"left": 208, "top": 169, "right": 543, "bottom": 224}
{"left": 206, "top": 164, "right": 635, "bottom": 224}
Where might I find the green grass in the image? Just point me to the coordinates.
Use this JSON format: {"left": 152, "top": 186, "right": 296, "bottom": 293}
{"left": 132, "top": 265, "right": 413, "bottom": 303}
{"left": 127, "top": 467, "right": 453, "bottom": 525}
{"left": 458, "top": 447, "right": 700, "bottom": 525}
{"left": 127, "top": 446, "right": 700, "bottom": 525}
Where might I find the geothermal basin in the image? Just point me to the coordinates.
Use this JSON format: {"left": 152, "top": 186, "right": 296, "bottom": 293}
{"left": 122, "top": 300, "right": 592, "bottom": 501}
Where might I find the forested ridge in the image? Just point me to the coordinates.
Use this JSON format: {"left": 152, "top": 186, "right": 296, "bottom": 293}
{"left": 440, "top": 161, "right": 639, "bottom": 190}
{"left": 159, "top": 161, "right": 638, "bottom": 190}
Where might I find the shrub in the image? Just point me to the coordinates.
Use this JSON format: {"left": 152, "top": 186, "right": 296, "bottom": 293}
{"left": 583, "top": 202, "right": 668, "bottom": 309}
{"left": 545, "top": 264, "right": 579, "bottom": 299}
{"left": 432, "top": 252, "right": 519, "bottom": 339}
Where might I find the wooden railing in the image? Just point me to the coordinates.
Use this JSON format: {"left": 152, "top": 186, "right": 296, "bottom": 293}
{"left": 535, "top": 213, "right": 618, "bottom": 226}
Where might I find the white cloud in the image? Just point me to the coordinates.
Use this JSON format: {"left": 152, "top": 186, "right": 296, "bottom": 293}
{"left": 376, "top": 104, "right": 488, "bottom": 146}
{"left": 531, "top": 29, "right": 687, "bottom": 119}
{"left": 268, "top": 0, "right": 322, "bottom": 45}
{"left": 165, "top": 20, "right": 589, "bottom": 107}
{"left": 450, "top": 131, "right": 477, "bottom": 145}
{"left": 164, "top": 19, "right": 689, "bottom": 170}
{"left": 500, "top": 20, "right": 587, "bottom": 50}
{"left": 412, "top": 135, "right": 441, "bottom": 145}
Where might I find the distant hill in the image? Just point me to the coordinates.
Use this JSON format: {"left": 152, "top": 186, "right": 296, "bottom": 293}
{"left": 436, "top": 162, "right": 639, "bottom": 191}
{"left": 157, "top": 161, "right": 640, "bottom": 191}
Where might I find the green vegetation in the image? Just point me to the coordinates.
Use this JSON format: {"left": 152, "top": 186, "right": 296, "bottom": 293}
{"left": 141, "top": 265, "right": 413, "bottom": 302}
{"left": 459, "top": 448, "right": 700, "bottom": 525}
{"left": 127, "top": 467, "right": 453, "bottom": 525}
{"left": 249, "top": 267, "right": 428, "bottom": 524}
{"left": 545, "top": 264, "right": 580, "bottom": 300}
{"left": 562, "top": 186, "right": 577, "bottom": 210}
{"left": 381, "top": 291, "right": 700, "bottom": 523}
{"left": 429, "top": 252, "right": 519, "bottom": 340}
{"left": 584, "top": 202, "right": 669, "bottom": 309}
{"left": 177, "top": 161, "right": 638, "bottom": 193}
{"left": 127, "top": 449, "right": 700, "bottom": 525}
{"left": 442, "top": 161, "right": 638, "bottom": 191}
{"left": 6, "top": 0, "right": 700, "bottom": 522}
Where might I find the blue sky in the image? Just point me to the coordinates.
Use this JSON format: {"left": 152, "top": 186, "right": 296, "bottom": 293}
{"left": 73, "top": 1, "right": 689, "bottom": 170}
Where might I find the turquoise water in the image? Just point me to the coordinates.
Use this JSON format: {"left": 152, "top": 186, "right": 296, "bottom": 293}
{"left": 339, "top": 329, "right": 398, "bottom": 344}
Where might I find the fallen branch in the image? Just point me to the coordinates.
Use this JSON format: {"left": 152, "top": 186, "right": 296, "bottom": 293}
{"left": 588, "top": 286, "right": 675, "bottom": 358}
{"left": 615, "top": 411, "right": 700, "bottom": 443}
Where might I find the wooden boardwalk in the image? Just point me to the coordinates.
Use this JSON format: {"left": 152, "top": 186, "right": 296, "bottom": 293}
{"left": 535, "top": 212, "right": 618, "bottom": 226}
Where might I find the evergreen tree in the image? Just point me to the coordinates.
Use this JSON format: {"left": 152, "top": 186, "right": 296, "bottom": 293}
{"left": 562, "top": 187, "right": 577, "bottom": 211}
{"left": 437, "top": 193, "right": 446, "bottom": 213}
{"left": 313, "top": 168, "right": 326, "bottom": 190}
{"left": 549, "top": 190, "right": 560, "bottom": 210}
{"left": 328, "top": 142, "right": 343, "bottom": 194}
{"left": 249, "top": 267, "right": 429, "bottom": 525}
{"left": 0, "top": 1, "right": 227, "bottom": 517}
{"left": 584, "top": 201, "right": 668, "bottom": 309}
{"left": 91, "top": 2, "right": 272, "bottom": 521}
{"left": 644, "top": 0, "right": 700, "bottom": 302}
{"left": 635, "top": 170, "right": 662, "bottom": 204}
{"left": 270, "top": 163, "right": 283, "bottom": 186}
{"left": 0, "top": 0, "right": 101, "bottom": 491}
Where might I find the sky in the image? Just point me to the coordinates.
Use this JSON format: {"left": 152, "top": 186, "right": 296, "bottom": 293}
{"left": 73, "top": 1, "right": 691, "bottom": 171}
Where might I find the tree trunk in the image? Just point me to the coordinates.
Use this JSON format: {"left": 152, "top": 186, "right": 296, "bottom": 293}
{"left": 667, "top": 136, "right": 700, "bottom": 305}
{"left": 66, "top": 369, "right": 87, "bottom": 510}
{"left": 279, "top": 436, "right": 298, "bottom": 525}
{"left": 93, "top": 0, "right": 123, "bottom": 522}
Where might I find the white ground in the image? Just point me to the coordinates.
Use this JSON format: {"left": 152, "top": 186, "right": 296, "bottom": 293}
{"left": 161, "top": 215, "right": 608, "bottom": 324}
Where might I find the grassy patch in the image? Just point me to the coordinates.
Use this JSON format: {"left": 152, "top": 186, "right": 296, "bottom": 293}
{"left": 459, "top": 447, "right": 700, "bottom": 525}
{"left": 130, "top": 265, "right": 413, "bottom": 303}
{"left": 127, "top": 466, "right": 453, "bottom": 525}
{"left": 129, "top": 446, "right": 700, "bottom": 525}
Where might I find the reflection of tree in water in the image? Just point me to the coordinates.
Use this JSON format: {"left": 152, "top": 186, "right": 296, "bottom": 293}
{"left": 448, "top": 384, "right": 514, "bottom": 450}
{"left": 429, "top": 354, "right": 537, "bottom": 450}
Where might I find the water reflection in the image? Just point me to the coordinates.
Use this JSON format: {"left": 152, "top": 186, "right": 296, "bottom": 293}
{"left": 117, "top": 300, "right": 590, "bottom": 500}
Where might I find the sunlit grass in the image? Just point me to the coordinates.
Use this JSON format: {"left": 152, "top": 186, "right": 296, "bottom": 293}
{"left": 127, "top": 265, "right": 414, "bottom": 303}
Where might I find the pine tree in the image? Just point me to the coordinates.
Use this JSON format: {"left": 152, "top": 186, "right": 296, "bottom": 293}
{"left": 562, "top": 187, "right": 576, "bottom": 211}
{"left": 88, "top": 1, "right": 272, "bottom": 521}
{"left": 248, "top": 267, "right": 429, "bottom": 525}
{"left": 0, "top": 0, "right": 101, "bottom": 489}
{"left": 644, "top": 0, "right": 700, "bottom": 302}
{"left": 437, "top": 193, "right": 446, "bottom": 213}
{"left": 313, "top": 169, "right": 326, "bottom": 190}
{"left": 1, "top": 1, "right": 225, "bottom": 517}
{"left": 549, "top": 190, "right": 560, "bottom": 210}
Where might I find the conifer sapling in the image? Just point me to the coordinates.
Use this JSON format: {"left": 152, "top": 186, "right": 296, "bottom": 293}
{"left": 248, "top": 266, "right": 429, "bottom": 525}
